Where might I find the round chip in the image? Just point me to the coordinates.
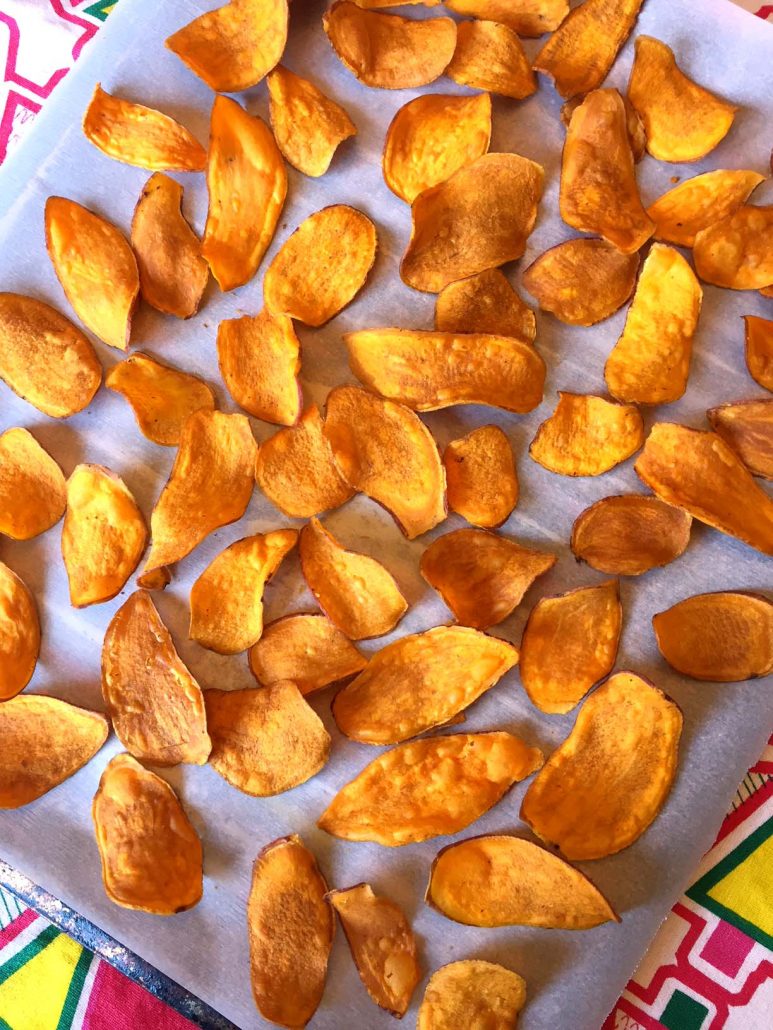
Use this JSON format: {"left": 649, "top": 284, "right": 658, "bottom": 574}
{"left": 249, "top": 613, "right": 366, "bottom": 695}
{"left": 530, "top": 392, "right": 644, "bottom": 477}
{"left": 418, "top": 960, "right": 527, "bottom": 1030}
{"left": 0, "top": 428, "right": 66, "bottom": 540}
{"left": 0, "top": 562, "right": 40, "bottom": 702}
{"left": 446, "top": 19, "right": 536, "bottom": 100}
{"left": 435, "top": 268, "right": 536, "bottom": 340}
{"left": 693, "top": 205, "right": 773, "bottom": 291}
{"left": 444, "top": 425, "right": 518, "bottom": 529}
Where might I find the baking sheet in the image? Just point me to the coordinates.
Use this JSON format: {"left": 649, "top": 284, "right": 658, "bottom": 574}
{"left": 0, "top": 0, "right": 771, "bottom": 1026}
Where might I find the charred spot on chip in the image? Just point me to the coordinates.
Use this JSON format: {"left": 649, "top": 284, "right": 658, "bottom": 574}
{"left": 435, "top": 268, "right": 535, "bottom": 340}
{"left": 693, "top": 205, "right": 773, "bottom": 291}
{"left": 446, "top": 19, "right": 536, "bottom": 100}
{"left": 249, "top": 612, "right": 366, "bottom": 694}
{"left": 0, "top": 562, "right": 40, "bottom": 703}
{"left": 707, "top": 400, "right": 773, "bottom": 480}
{"left": 418, "top": 959, "right": 527, "bottom": 1030}
{"left": 0, "top": 428, "right": 66, "bottom": 541}
{"left": 444, "top": 425, "right": 518, "bottom": 529}
{"left": 447, "top": 0, "right": 569, "bottom": 38}
{"left": 646, "top": 170, "right": 765, "bottom": 248}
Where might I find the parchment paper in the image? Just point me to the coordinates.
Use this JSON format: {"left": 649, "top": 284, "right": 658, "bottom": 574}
{"left": 0, "top": 0, "right": 771, "bottom": 1027}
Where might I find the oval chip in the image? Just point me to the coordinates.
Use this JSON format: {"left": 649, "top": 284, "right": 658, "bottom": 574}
{"left": 745, "top": 316, "right": 773, "bottom": 391}
{"left": 693, "top": 205, "right": 773, "bottom": 291}
{"left": 647, "top": 170, "right": 765, "bottom": 248}
{"left": 435, "top": 268, "right": 536, "bottom": 340}
{"left": 418, "top": 959, "right": 527, "bottom": 1030}
{"left": 530, "top": 392, "right": 644, "bottom": 477}
{"left": 707, "top": 400, "right": 773, "bottom": 480}
{"left": 444, "top": 425, "right": 518, "bottom": 529}
{"left": 447, "top": 0, "right": 569, "bottom": 37}
{"left": 0, "top": 428, "right": 66, "bottom": 540}
{"left": 0, "top": 562, "right": 40, "bottom": 702}
{"left": 447, "top": 20, "right": 536, "bottom": 100}
{"left": 249, "top": 613, "right": 366, "bottom": 694}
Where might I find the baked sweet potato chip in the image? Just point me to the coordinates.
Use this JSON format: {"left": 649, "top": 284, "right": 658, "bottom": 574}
{"left": 530, "top": 392, "right": 644, "bottom": 477}
{"left": 418, "top": 960, "right": 526, "bottom": 1030}
{"left": 0, "top": 428, "right": 65, "bottom": 540}
{"left": 323, "top": 385, "right": 446, "bottom": 539}
{"left": 102, "top": 590, "right": 211, "bottom": 766}
{"left": 562, "top": 94, "right": 646, "bottom": 161}
{"left": 653, "top": 592, "right": 773, "bottom": 682}
{"left": 249, "top": 613, "right": 366, "bottom": 694}
{"left": 647, "top": 170, "right": 765, "bottom": 248}
{"left": 92, "top": 753, "right": 203, "bottom": 915}
{"left": 745, "top": 316, "right": 773, "bottom": 391}
{"left": 332, "top": 626, "right": 518, "bottom": 744}
{"left": 45, "top": 197, "right": 139, "bottom": 351}
{"left": 136, "top": 566, "right": 171, "bottom": 591}
{"left": 0, "top": 695, "right": 108, "bottom": 809}
{"left": 693, "top": 206, "right": 773, "bottom": 291}
{"left": 248, "top": 835, "right": 333, "bottom": 1028}
{"left": 0, "top": 563, "right": 39, "bottom": 702}
{"left": 447, "top": 0, "right": 568, "bottom": 37}
{"left": 435, "top": 268, "right": 535, "bottom": 340}
{"left": 447, "top": 20, "right": 536, "bottom": 99}
{"left": 444, "top": 425, "right": 518, "bottom": 529}
{"left": 402, "top": 153, "right": 544, "bottom": 292}
{"left": 707, "top": 400, "right": 773, "bottom": 480}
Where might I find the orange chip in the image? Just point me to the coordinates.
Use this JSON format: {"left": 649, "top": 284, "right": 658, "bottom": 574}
{"left": 166, "top": 0, "right": 288, "bottom": 93}
{"left": 530, "top": 392, "right": 644, "bottom": 476}
{"left": 45, "top": 197, "right": 139, "bottom": 351}
{"left": 562, "top": 95, "right": 647, "bottom": 162}
{"left": 402, "top": 153, "right": 544, "bottom": 292}
{"left": 136, "top": 566, "right": 171, "bottom": 591}
{"left": 693, "top": 206, "right": 773, "bottom": 291}
{"left": 0, "top": 428, "right": 66, "bottom": 540}
{"left": 249, "top": 613, "right": 366, "bottom": 694}
{"left": 203, "top": 96, "right": 287, "bottom": 292}
{"left": 418, "top": 960, "right": 527, "bottom": 1030}
{"left": 647, "top": 170, "right": 765, "bottom": 248}
{"left": 0, "top": 562, "right": 39, "bottom": 702}
{"left": 435, "top": 268, "right": 536, "bottom": 340}
{"left": 707, "top": 400, "right": 773, "bottom": 480}
{"left": 353, "top": 0, "right": 441, "bottom": 6}
{"left": 447, "top": 0, "right": 569, "bottom": 37}
{"left": 444, "top": 425, "right": 518, "bottom": 529}
{"left": 745, "top": 316, "right": 773, "bottom": 391}
{"left": 447, "top": 20, "right": 536, "bottom": 99}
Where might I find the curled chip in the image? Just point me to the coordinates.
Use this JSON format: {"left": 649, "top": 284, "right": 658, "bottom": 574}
{"left": 299, "top": 517, "right": 407, "bottom": 640}
{"left": 523, "top": 239, "right": 639, "bottom": 327}
{"left": 137, "top": 566, "right": 171, "bottom": 591}
{"left": 530, "top": 392, "right": 644, "bottom": 477}
{"left": 635, "top": 422, "right": 773, "bottom": 556}
{"left": 63, "top": 465, "right": 147, "bottom": 608}
{"left": 444, "top": 425, "right": 518, "bottom": 529}
{"left": 0, "top": 696, "right": 108, "bottom": 809}
{"left": 264, "top": 206, "right": 377, "bottom": 327}
{"left": 323, "top": 385, "right": 446, "bottom": 539}
{"left": 346, "top": 329, "right": 545, "bottom": 412}
{"left": 0, "top": 428, "right": 66, "bottom": 540}
{"left": 0, "top": 293, "right": 101, "bottom": 418}
{"left": 203, "top": 96, "right": 287, "bottom": 292}
{"left": 435, "top": 269, "right": 535, "bottom": 340}
{"left": 571, "top": 495, "right": 692, "bottom": 576}
{"left": 427, "top": 834, "right": 618, "bottom": 928}
{"left": 189, "top": 530, "right": 298, "bottom": 654}
{"left": 45, "top": 197, "right": 139, "bottom": 351}
{"left": 106, "top": 353, "right": 215, "bottom": 447}
{"left": 520, "top": 581, "right": 621, "bottom": 714}
{"left": 560, "top": 89, "right": 654, "bottom": 254}
{"left": 102, "top": 590, "right": 211, "bottom": 766}
{"left": 418, "top": 960, "right": 526, "bottom": 1030}
{"left": 131, "top": 173, "right": 209, "bottom": 319}
{"left": 693, "top": 206, "right": 773, "bottom": 291}
{"left": 319, "top": 732, "right": 543, "bottom": 846}
{"left": 522, "top": 672, "right": 682, "bottom": 859}
{"left": 447, "top": 20, "right": 536, "bottom": 100}
{"left": 249, "top": 613, "right": 366, "bottom": 694}
{"left": 653, "top": 592, "right": 773, "bottom": 682}
{"left": 248, "top": 835, "right": 333, "bottom": 1029}
{"left": 707, "top": 400, "right": 773, "bottom": 480}
{"left": 0, "top": 563, "right": 40, "bottom": 702}
{"left": 401, "top": 153, "right": 544, "bottom": 292}
{"left": 83, "top": 84, "right": 206, "bottom": 172}
{"left": 323, "top": 2, "right": 457, "bottom": 90}
{"left": 745, "top": 316, "right": 773, "bottom": 391}
{"left": 605, "top": 244, "right": 702, "bottom": 405}
{"left": 166, "top": 0, "right": 288, "bottom": 93}
{"left": 268, "top": 66, "right": 355, "bottom": 178}
{"left": 447, "top": 0, "right": 568, "bottom": 37}
{"left": 92, "top": 753, "right": 203, "bottom": 915}
{"left": 647, "top": 170, "right": 765, "bottom": 248}
{"left": 563, "top": 94, "right": 647, "bottom": 161}
{"left": 327, "top": 884, "right": 420, "bottom": 1017}
{"left": 332, "top": 626, "right": 518, "bottom": 745}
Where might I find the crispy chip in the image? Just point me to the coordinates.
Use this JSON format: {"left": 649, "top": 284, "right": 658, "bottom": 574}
{"left": 0, "top": 428, "right": 66, "bottom": 540}
{"left": 447, "top": 20, "right": 536, "bottom": 99}
{"left": 435, "top": 269, "right": 536, "bottom": 340}
{"left": 92, "top": 753, "right": 203, "bottom": 914}
{"left": 530, "top": 391, "right": 644, "bottom": 476}
{"left": 346, "top": 329, "right": 545, "bottom": 412}
{"left": 561, "top": 95, "right": 647, "bottom": 161}
{"left": 137, "top": 566, "right": 171, "bottom": 591}
{"left": 323, "top": 2, "right": 457, "bottom": 89}
{"left": 0, "top": 695, "right": 108, "bottom": 809}
{"left": 353, "top": 0, "right": 441, "bottom": 6}
{"left": 447, "top": 0, "right": 568, "bottom": 37}
{"left": 647, "top": 170, "right": 765, "bottom": 248}
{"left": 83, "top": 84, "right": 206, "bottom": 172}
{"left": 559, "top": 89, "right": 653, "bottom": 254}
{"left": 203, "top": 96, "right": 287, "bottom": 292}
{"left": 635, "top": 422, "right": 773, "bottom": 556}
{"left": 571, "top": 494, "right": 692, "bottom": 576}
{"left": 402, "top": 153, "right": 544, "bottom": 292}
{"left": 299, "top": 517, "right": 407, "bottom": 640}
{"left": 693, "top": 205, "right": 773, "bottom": 291}
{"left": 520, "top": 581, "right": 621, "bottom": 714}
{"left": 102, "top": 590, "right": 211, "bottom": 766}
{"left": 249, "top": 613, "right": 366, "bottom": 694}
{"left": 332, "top": 626, "right": 518, "bottom": 744}
{"left": 745, "top": 316, "right": 773, "bottom": 391}
{"left": 707, "top": 400, "right": 773, "bottom": 480}
{"left": 264, "top": 206, "right": 377, "bottom": 327}
{"left": 427, "top": 834, "right": 618, "bottom": 927}
{"left": 166, "top": 0, "right": 288, "bottom": 92}
{"left": 323, "top": 385, "right": 446, "bottom": 539}
{"left": 319, "top": 732, "right": 543, "bottom": 846}
{"left": 418, "top": 960, "right": 526, "bottom": 1030}
{"left": 217, "top": 309, "right": 301, "bottom": 425}
{"left": 444, "top": 425, "right": 518, "bottom": 529}
{"left": 248, "top": 835, "right": 333, "bottom": 1028}
{"left": 0, "top": 562, "right": 39, "bottom": 702}
{"left": 189, "top": 530, "right": 298, "bottom": 654}
{"left": 45, "top": 197, "right": 139, "bottom": 351}
{"left": 653, "top": 592, "right": 773, "bottom": 682}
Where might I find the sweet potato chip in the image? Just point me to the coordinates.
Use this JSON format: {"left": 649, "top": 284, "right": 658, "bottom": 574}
{"left": 323, "top": 2, "right": 457, "bottom": 89}
{"left": 443, "top": 425, "right": 518, "bottom": 529}
{"left": 653, "top": 592, "right": 773, "bottom": 682}
{"left": 0, "top": 563, "right": 39, "bottom": 702}
{"left": 418, "top": 960, "right": 526, "bottom": 1030}
{"left": 249, "top": 613, "right": 366, "bottom": 694}
{"left": 635, "top": 422, "right": 773, "bottom": 556}
{"left": 427, "top": 834, "right": 618, "bottom": 927}
{"left": 562, "top": 94, "right": 647, "bottom": 161}
{"left": 264, "top": 206, "right": 377, "bottom": 327}
{"left": 203, "top": 96, "right": 287, "bottom": 292}
{"left": 166, "top": 0, "right": 288, "bottom": 93}
{"left": 323, "top": 385, "right": 446, "bottom": 539}
{"left": 447, "top": 19, "right": 536, "bottom": 99}
{"left": 435, "top": 268, "right": 535, "bottom": 340}
{"left": 523, "top": 238, "right": 639, "bottom": 327}
{"left": 0, "top": 428, "right": 65, "bottom": 540}
{"left": 447, "top": 0, "right": 568, "bottom": 37}
{"left": 248, "top": 835, "right": 333, "bottom": 1028}
{"left": 707, "top": 400, "right": 773, "bottom": 480}
{"left": 0, "top": 695, "right": 108, "bottom": 809}
{"left": 521, "top": 671, "right": 682, "bottom": 859}
{"left": 559, "top": 89, "right": 653, "bottom": 254}
{"left": 693, "top": 205, "right": 773, "bottom": 291}
{"left": 530, "top": 392, "right": 644, "bottom": 477}
{"left": 346, "top": 329, "right": 545, "bottom": 412}
{"left": 646, "top": 170, "right": 765, "bottom": 248}
{"left": 299, "top": 517, "right": 407, "bottom": 640}
{"left": 92, "top": 753, "right": 203, "bottom": 915}
{"left": 353, "top": 0, "right": 441, "bottom": 6}
{"left": 136, "top": 566, "right": 171, "bottom": 591}
{"left": 102, "top": 590, "right": 211, "bottom": 766}
{"left": 520, "top": 581, "right": 621, "bottom": 715}
{"left": 332, "top": 626, "right": 518, "bottom": 744}
{"left": 319, "top": 732, "right": 543, "bottom": 846}
{"left": 189, "top": 530, "right": 298, "bottom": 654}
{"left": 45, "top": 197, "right": 139, "bottom": 351}
{"left": 83, "top": 84, "right": 206, "bottom": 172}
{"left": 745, "top": 316, "right": 773, "bottom": 391}
{"left": 402, "top": 153, "right": 544, "bottom": 292}
{"left": 571, "top": 494, "right": 692, "bottom": 576}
